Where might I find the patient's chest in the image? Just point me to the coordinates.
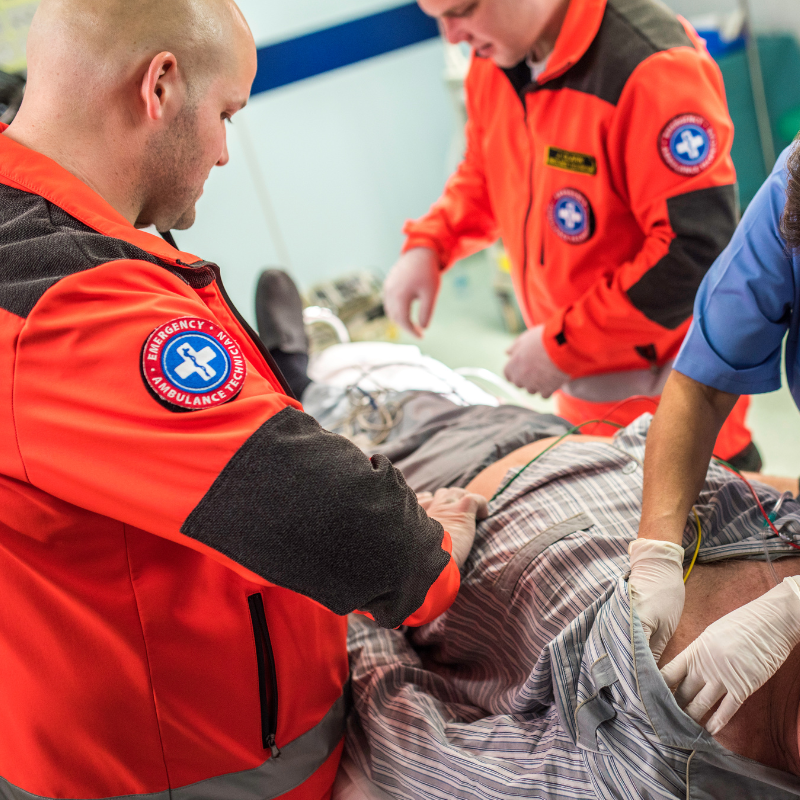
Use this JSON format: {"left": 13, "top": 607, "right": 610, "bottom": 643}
{"left": 660, "top": 557, "right": 799, "bottom": 667}
{"left": 659, "top": 556, "right": 800, "bottom": 771}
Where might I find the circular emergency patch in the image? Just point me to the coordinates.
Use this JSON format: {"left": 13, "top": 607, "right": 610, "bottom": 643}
{"left": 547, "top": 188, "right": 595, "bottom": 244}
{"left": 142, "top": 317, "right": 246, "bottom": 411}
{"left": 659, "top": 114, "right": 718, "bottom": 176}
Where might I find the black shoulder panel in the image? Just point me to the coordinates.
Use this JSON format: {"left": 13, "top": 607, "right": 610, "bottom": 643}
{"left": 0, "top": 183, "right": 213, "bottom": 318}
{"left": 626, "top": 184, "right": 738, "bottom": 329}
{"left": 540, "top": 0, "right": 693, "bottom": 106}
{"left": 181, "top": 406, "right": 452, "bottom": 629}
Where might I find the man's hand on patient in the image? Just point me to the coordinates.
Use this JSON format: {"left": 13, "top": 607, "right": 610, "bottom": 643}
{"left": 661, "top": 576, "right": 800, "bottom": 735}
{"left": 628, "top": 539, "right": 686, "bottom": 663}
{"left": 417, "top": 488, "right": 489, "bottom": 570}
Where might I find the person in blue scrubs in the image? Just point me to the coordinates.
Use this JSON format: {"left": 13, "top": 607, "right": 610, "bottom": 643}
{"left": 626, "top": 141, "right": 800, "bottom": 736}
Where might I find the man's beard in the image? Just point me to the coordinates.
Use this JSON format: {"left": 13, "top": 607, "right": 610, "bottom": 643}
{"left": 137, "top": 104, "right": 203, "bottom": 232}
{"left": 172, "top": 202, "right": 197, "bottom": 231}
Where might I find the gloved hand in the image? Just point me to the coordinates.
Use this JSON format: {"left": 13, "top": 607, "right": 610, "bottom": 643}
{"left": 660, "top": 576, "right": 800, "bottom": 735}
{"left": 503, "top": 325, "right": 569, "bottom": 398}
{"left": 383, "top": 247, "right": 442, "bottom": 338}
{"left": 628, "top": 538, "right": 686, "bottom": 663}
{"left": 417, "top": 487, "right": 489, "bottom": 570}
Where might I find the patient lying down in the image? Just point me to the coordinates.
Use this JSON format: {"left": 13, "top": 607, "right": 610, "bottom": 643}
{"left": 336, "top": 416, "right": 800, "bottom": 800}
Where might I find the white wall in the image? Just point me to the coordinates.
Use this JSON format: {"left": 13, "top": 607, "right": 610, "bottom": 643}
{"left": 665, "top": 0, "right": 800, "bottom": 40}
{"left": 153, "top": 0, "right": 800, "bottom": 327}
{"left": 174, "top": 1, "right": 458, "bottom": 327}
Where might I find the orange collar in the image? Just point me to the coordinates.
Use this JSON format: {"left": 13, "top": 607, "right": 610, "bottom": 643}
{"left": 0, "top": 123, "right": 200, "bottom": 265}
{"left": 538, "top": 0, "right": 607, "bottom": 85}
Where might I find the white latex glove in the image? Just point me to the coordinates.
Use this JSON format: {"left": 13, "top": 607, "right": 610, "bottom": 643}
{"left": 383, "top": 247, "right": 442, "bottom": 338}
{"left": 503, "top": 325, "right": 569, "bottom": 398}
{"left": 628, "top": 538, "right": 686, "bottom": 663}
{"left": 417, "top": 488, "right": 489, "bottom": 570}
{"left": 661, "top": 576, "right": 800, "bottom": 735}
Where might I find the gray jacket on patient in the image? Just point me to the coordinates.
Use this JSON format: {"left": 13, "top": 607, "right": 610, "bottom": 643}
{"left": 346, "top": 416, "right": 800, "bottom": 800}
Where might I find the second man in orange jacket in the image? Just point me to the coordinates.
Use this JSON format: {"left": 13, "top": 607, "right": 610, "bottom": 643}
{"left": 384, "top": 0, "right": 758, "bottom": 468}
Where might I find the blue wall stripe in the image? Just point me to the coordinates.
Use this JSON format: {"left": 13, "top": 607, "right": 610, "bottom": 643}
{"left": 251, "top": 3, "right": 440, "bottom": 95}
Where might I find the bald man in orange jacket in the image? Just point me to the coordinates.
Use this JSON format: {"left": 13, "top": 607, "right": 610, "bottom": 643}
{"left": 0, "top": 1, "right": 488, "bottom": 798}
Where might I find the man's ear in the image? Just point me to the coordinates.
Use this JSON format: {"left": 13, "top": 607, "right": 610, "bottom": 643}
{"left": 141, "top": 51, "right": 182, "bottom": 122}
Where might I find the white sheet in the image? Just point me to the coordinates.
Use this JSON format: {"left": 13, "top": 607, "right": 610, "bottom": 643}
{"left": 308, "top": 342, "right": 499, "bottom": 408}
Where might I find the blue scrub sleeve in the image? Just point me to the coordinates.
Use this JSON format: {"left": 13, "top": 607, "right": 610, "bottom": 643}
{"left": 674, "top": 148, "right": 796, "bottom": 395}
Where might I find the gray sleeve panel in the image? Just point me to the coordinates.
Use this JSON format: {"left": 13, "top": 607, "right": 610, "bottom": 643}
{"left": 181, "top": 407, "right": 451, "bottom": 628}
{"left": 626, "top": 184, "right": 738, "bottom": 330}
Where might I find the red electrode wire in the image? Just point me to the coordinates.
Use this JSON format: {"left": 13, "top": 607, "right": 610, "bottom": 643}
{"left": 597, "top": 398, "right": 799, "bottom": 551}
{"left": 496, "top": 397, "right": 800, "bottom": 551}
{"left": 713, "top": 457, "right": 800, "bottom": 551}
{"left": 583, "top": 394, "right": 660, "bottom": 435}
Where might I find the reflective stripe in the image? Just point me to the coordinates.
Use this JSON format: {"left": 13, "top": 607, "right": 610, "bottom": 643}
{"left": 0, "top": 690, "right": 349, "bottom": 800}
{"left": 561, "top": 360, "right": 674, "bottom": 403}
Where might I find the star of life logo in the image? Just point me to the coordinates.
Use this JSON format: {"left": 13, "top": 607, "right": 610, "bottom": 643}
{"left": 547, "top": 187, "right": 594, "bottom": 244}
{"left": 141, "top": 317, "right": 246, "bottom": 410}
{"left": 173, "top": 341, "right": 218, "bottom": 382}
{"left": 659, "top": 114, "right": 718, "bottom": 176}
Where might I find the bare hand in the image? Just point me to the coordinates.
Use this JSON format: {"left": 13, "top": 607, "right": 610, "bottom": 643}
{"left": 504, "top": 325, "right": 569, "bottom": 398}
{"left": 383, "top": 247, "right": 441, "bottom": 338}
{"left": 417, "top": 487, "right": 489, "bottom": 569}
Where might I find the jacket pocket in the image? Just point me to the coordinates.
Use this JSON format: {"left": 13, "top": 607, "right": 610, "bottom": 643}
{"left": 248, "top": 592, "right": 280, "bottom": 757}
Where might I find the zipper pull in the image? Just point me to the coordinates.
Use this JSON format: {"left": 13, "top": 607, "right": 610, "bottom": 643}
{"left": 267, "top": 733, "right": 281, "bottom": 759}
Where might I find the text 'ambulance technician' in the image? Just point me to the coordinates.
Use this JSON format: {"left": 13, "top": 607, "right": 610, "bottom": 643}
{"left": 629, "top": 143, "right": 800, "bottom": 738}
{"left": 383, "top": 0, "right": 759, "bottom": 469}
{"left": 0, "top": 1, "right": 488, "bottom": 798}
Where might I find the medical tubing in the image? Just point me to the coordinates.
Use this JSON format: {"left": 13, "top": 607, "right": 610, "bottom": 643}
{"left": 761, "top": 525, "right": 782, "bottom": 588}
{"left": 759, "top": 492, "right": 793, "bottom": 587}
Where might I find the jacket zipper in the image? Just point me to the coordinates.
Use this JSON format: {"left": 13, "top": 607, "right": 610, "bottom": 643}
{"left": 520, "top": 96, "right": 535, "bottom": 322}
{"left": 248, "top": 593, "right": 281, "bottom": 758}
{"left": 208, "top": 263, "right": 296, "bottom": 400}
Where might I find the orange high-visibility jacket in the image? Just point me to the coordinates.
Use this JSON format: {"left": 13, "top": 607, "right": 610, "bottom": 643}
{"left": 0, "top": 128, "right": 460, "bottom": 800}
{"left": 404, "top": 0, "right": 738, "bottom": 378}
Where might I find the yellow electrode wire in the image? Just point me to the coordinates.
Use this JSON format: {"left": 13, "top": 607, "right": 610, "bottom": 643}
{"left": 684, "top": 509, "right": 702, "bottom": 584}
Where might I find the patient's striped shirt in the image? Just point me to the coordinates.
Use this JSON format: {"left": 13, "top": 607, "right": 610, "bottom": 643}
{"left": 345, "top": 415, "right": 800, "bottom": 799}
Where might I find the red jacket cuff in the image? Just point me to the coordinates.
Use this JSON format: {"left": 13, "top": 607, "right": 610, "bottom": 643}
{"left": 401, "top": 530, "right": 461, "bottom": 627}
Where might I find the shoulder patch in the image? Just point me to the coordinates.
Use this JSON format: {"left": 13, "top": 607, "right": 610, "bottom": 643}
{"left": 547, "top": 188, "right": 595, "bottom": 244}
{"left": 659, "top": 114, "right": 718, "bottom": 176}
{"left": 142, "top": 317, "right": 246, "bottom": 411}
